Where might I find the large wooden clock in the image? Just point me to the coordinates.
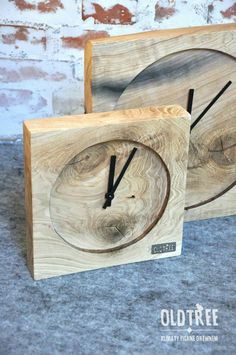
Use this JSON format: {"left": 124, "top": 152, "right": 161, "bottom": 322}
{"left": 85, "top": 23, "right": 236, "bottom": 221}
{"left": 24, "top": 105, "right": 190, "bottom": 279}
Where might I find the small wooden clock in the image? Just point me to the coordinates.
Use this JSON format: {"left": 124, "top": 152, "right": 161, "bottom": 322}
{"left": 85, "top": 23, "right": 236, "bottom": 221}
{"left": 24, "top": 105, "right": 190, "bottom": 280}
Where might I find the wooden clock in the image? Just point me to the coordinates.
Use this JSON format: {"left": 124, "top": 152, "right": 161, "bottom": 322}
{"left": 24, "top": 105, "right": 190, "bottom": 279}
{"left": 84, "top": 23, "right": 236, "bottom": 221}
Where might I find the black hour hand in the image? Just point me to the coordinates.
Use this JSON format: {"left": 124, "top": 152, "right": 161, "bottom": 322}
{"left": 103, "top": 147, "right": 137, "bottom": 209}
{"left": 105, "top": 155, "right": 116, "bottom": 208}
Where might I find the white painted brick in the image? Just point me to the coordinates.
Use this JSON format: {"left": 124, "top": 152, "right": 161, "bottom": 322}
{"left": 52, "top": 81, "right": 84, "bottom": 115}
{"left": 0, "top": 0, "right": 235, "bottom": 138}
{"left": 0, "top": 0, "right": 81, "bottom": 26}
{"left": 0, "top": 58, "right": 74, "bottom": 88}
{"left": 0, "top": 88, "right": 52, "bottom": 136}
{"left": 0, "top": 24, "right": 47, "bottom": 59}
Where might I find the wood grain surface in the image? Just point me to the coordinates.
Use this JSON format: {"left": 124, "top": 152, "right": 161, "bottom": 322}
{"left": 85, "top": 23, "right": 236, "bottom": 221}
{"left": 50, "top": 140, "right": 170, "bottom": 253}
{"left": 115, "top": 49, "right": 236, "bottom": 210}
{"left": 24, "top": 105, "right": 190, "bottom": 279}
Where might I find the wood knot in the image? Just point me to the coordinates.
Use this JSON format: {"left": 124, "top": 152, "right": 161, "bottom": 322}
{"left": 209, "top": 133, "right": 236, "bottom": 166}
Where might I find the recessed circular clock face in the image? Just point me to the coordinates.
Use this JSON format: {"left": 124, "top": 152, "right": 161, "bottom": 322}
{"left": 50, "top": 140, "right": 170, "bottom": 253}
{"left": 115, "top": 49, "right": 236, "bottom": 209}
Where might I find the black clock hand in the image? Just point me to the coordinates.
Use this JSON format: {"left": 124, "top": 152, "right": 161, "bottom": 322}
{"left": 187, "top": 89, "right": 194, "bottom": 114}
{"left": 105, "top": 155, "right": 116, "bottom": 207}
{"left": 103, "top": 147, "right": 137, "bottom": 209}
{"left": 190, "top": 80, "right": 232, "bottom": 132}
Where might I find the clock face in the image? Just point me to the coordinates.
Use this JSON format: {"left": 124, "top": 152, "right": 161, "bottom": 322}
{"left": 115, "top": 49, "right": 236, "bottom": 209}
{"left": 50, "top": 140, "right": 170, "bottom": 253}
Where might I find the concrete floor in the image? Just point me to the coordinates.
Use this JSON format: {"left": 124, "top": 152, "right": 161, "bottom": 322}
{"left": 0, "top": 142, "right": 235, "bottom": 355}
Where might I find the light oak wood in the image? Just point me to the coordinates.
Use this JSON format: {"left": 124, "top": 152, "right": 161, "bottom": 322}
{"left": 84, "top": 23, "right": 236, "bottom": 221}
{"left": 24, "top": 125, "right": 34, "bottom": 274}
{"left": 50, "top": 140, "right": 170, "bottom": 253}
{"left": 24, "top": 105, "right": 190, "bottom": 280}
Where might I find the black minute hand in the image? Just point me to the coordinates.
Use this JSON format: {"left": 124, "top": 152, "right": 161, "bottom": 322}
{"left": 103, "top": 147, "right": 137, "bottom": 209}
{"left": 187, "top": 89, "right": 195, "bottom": 114}
{"left": 190, "top": 80, "right": 232, "bottom": 132}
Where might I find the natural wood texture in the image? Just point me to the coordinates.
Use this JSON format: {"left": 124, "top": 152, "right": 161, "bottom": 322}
{"left": 24, "top": 105, "right": 190, "bottom": 279}
{"left": 84, "top": 23, "right": 236, "bottom": 221}
{"left": 50, "top": 140, "right": 170, "bottom": 253}
{"left": 23, "top": 124, "right": 34, "bottom": 275}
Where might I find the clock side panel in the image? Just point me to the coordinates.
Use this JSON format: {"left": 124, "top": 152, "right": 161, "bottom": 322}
{"left": 27, "top": 111, "right": 190, "bottom": 280}
{"left": 23, "top": 123, "right": 34, "bottom": 277}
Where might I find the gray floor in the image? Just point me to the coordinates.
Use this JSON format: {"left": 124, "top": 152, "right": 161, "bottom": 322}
{"left": 0, "top": 142, "right": 235, "bottom": 355}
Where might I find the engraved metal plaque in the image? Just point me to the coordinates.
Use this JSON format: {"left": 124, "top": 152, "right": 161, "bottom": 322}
{"left": 151, "top": 242, "right": 176, "bottom": 254}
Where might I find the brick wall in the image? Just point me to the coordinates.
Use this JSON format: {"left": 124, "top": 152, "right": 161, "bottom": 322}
{"left": 0, "top": 0, "right": 235, "bottom": 139}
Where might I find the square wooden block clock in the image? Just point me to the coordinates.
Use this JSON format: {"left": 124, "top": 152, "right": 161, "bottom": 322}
{"left": 85, "top": 23, "right": 236, "bottom": 221}
{"left": 24, "top": 105, "right": 190, "bottom": 280}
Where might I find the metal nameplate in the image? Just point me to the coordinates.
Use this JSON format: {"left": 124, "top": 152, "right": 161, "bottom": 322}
{"left": 151, "top": 242, "right": 176, "bottom": 254}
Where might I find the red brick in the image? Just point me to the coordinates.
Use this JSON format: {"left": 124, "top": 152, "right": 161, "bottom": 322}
{"left": 62, "top": 30, "right": 109, "bottom": 49}
{"left": 82, "top": 2, "right": 135, "bottom": 25}
{"left": 155, "top": 4, "right": 176, "bottom": 20}
{"left": 0, "top": 66, "right": 66, "bottom": 82}
{"left": 13, "top": 0, "right": 64, "bottom": 13}
{"left": 0, "top": 89, "right": 47, "bottom": 113}
{"left": 13, "top": 0, "right": 35, "bottom": 11}
{"left": 221, "top": 4, "right": 236, "bottom": 19}
{"left": 38, "top": 0, "right": 64, "bottom": 13}
{"left": 0, "top": 25, "right": 46, "bottom": 49}
{"left": 0, "top": 59, "right": 72, "bottom": 83}
{"left": 2, "top": 26, "right": 29, "bottom": 44}
{"left": 31, "top": 36, "right": 46, "bottom": 48}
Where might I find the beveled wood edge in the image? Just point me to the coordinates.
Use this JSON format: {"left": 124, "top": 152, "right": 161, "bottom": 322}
{"left": 86, "top": 23, "right": 236, "bottom": 46}
{"left": 23, "top": 123, "right": 34, "bottom": 277}
{"left": 84, "top": 40, "right": 93, "bottom": 113}
{"left": 23, "top": 105, "right": 190, "bottom": 134}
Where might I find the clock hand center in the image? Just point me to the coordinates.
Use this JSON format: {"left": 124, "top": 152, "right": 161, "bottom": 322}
{"left": 103, "top": 147, "right": 137, "bottom": 209}
{"left": 105, "top": 191, "right": 115, "bottom": 201}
